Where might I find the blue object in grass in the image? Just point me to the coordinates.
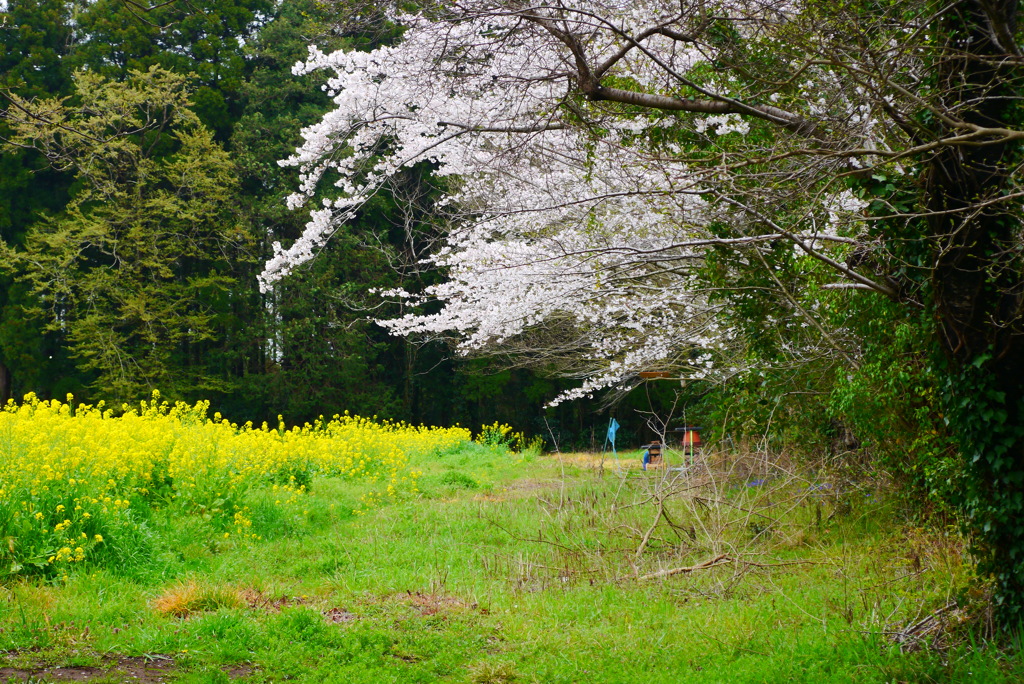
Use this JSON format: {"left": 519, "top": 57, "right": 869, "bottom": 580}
{"left": 642, "top": 449, "right": 651, "bottom": 470}
{"left": 607, "top": 418, "right": 620, "bottom": 449}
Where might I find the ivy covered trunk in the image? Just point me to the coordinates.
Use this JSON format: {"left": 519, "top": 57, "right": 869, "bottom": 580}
{"left": 929, "top": 0, "right": 1024, "bottom": 618}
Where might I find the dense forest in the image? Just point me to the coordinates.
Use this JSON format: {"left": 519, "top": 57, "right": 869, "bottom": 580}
{"left": 0, "top": 0, "right": 688, "bottom": 448}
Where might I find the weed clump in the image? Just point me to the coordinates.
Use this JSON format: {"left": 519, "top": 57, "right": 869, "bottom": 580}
{"left": 153, "top": 581, "right": 244, "bottom": 618}
{"left": 439, "top": 472, "right": 479, "bottom": 489}
{"left": 468, "top": 660, "right": 518, "bottom": 683}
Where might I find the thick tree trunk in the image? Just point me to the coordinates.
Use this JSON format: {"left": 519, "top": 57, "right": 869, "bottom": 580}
{"left": 931, "top": 2, "right": 1023, "bottom": 363}
{"left": 928, "top": 0, "right": 1024, "bottom": 617}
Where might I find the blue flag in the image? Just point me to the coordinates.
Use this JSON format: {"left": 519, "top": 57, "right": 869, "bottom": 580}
{"left": 606, "top": 418, "right": 620, "bottom": 449}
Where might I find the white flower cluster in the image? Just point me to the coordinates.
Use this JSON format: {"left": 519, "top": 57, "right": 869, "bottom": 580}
{"left": 694, "top": 113, "right": 750, "bottom": 136}
{"left": 266, "top": 0, "right": 907, "bottom": 402}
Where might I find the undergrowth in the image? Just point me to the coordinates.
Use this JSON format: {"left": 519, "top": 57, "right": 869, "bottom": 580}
{"left": 0, "top": 432, "right": 1018, "bottom": 682}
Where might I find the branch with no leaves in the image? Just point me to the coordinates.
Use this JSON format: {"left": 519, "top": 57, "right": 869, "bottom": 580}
{"left": 887, "top": 600, "right": 960, "bottom": 652}
{"left": 716, "top": 194, "right": 900, "bottom": 300}
{"left": 638, "top": 553, "right": 733, "bottom": 580}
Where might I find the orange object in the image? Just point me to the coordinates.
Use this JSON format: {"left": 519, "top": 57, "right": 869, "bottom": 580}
{"left": 673, "top": 426, "right": 703, "bottom": 450}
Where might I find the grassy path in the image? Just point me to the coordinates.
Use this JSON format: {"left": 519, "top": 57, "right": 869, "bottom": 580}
{"left": 0, "top": 446, "right": 1019, "bottom": 683}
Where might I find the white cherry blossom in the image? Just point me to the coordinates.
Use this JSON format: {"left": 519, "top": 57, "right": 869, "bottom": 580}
{"left": 265, "top": 1, "right": 920, "bottom": 402}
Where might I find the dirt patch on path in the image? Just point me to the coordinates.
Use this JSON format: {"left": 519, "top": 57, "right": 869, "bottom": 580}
{"left": 550, "top": 452, "right": 645, "bottom": 469}
{"left": 0, "top": 655, "right": 256, "bottom": 683}
{"left": 395, "top": 591, "right": 482, "bottom": 617}
{"left": 0, "top": 655, "right": 174, "bottom": 683}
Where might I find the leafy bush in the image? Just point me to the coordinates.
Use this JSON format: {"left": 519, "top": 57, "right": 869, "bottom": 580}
{"left": 476, "top": 422, "right": 544, "bottom": 454}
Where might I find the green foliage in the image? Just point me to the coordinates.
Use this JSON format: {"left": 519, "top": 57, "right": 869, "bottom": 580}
{"left": 475, "top": 422, "right": 542, "bottom": 454}
{"left": 0, "top": 282, "right": 80, "bottom": 398}
{"left": 0, "top": 0, "right": 71, "bottom": 98}
{"left": 0, "top": 0, "right": 77, "bottom": 401}
{"left": 438, "top": 471, "right": 479, "bottom": 489}
{"left": 249, "top": 234, "right": 401, "bottom": 422}
{"left": 68, "top": 0, "right": 271, "bottom": 138}
{"left": 0, "top": 0, "right": 74, "bottom": 237}
{"left": 943, "top": 358, "right": 1024, "bottom": 621}
{"left": 829, "top": 306, "right": 958, "bottom": 509}
{"left": 214, "top": 0, "right": 413, "bottom": 423}
{"left": 4, "top": 68, "right": 250, "bottom": 401}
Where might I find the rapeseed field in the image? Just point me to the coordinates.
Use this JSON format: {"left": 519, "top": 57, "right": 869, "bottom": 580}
{"left": 0, "top": 392, "right": 471, "bottom": 578}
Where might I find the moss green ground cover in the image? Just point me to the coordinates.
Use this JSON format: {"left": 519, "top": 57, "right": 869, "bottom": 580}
{"left": 0, "top": 444, "right": 1020, "bottom": 683}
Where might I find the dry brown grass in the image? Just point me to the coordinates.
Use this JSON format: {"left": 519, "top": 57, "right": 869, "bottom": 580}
{"left": 152, "top": 580, "right": 244, "bottom": 618}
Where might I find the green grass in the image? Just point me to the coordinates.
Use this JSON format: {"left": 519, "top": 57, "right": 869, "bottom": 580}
{"left": 0, "top": 444, "right": 1020, "bottom": 683}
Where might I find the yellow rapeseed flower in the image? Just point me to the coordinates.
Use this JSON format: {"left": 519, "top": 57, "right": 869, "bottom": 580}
{"left": 0, "top": 391, "right": 472, "bottom": 572}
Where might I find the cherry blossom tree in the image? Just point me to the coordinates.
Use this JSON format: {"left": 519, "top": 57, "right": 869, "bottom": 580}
{"left": 262, "top": 1, "right": 884, "bottom": 396}
{"left": 267, "top": 1, "right": 1024, "bottom": 615}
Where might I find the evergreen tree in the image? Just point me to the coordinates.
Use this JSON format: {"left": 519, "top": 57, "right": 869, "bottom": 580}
{"left": 0, "top": 0, "right": 77, "bottom": 402}
{"left": 3, "top": 67, "right": 249, "bottom": 401}
{"left": 69, "top": 0, "right": 271, "bottom": 138}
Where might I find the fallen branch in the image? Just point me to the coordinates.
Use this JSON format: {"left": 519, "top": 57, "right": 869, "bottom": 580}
{"left": 638, "top": 553, "right": 732, "bottom": 580}
{"left": 888, "top": 600, "right": 960, "bottom": 652}
{"left": 737, "top": 559, "right": 820, "bottom": 569}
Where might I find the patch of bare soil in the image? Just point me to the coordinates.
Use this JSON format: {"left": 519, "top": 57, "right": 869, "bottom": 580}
{"left": 0, "top": 655, "right": 175, "bottom": 683}
{"left": 222, "top": 664, "right": 256, "bottom": 679}
{"left": 464, "top": 478, "right": 559, "bottom": 503}
{"left": 241, "top": 589, "right": 307, "bottom": 612}
{"left": 321, "top": 608, "right": 357, "bottom": 624}
{"left": 398, "top": 591, "right": 477, "bottom": 617}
